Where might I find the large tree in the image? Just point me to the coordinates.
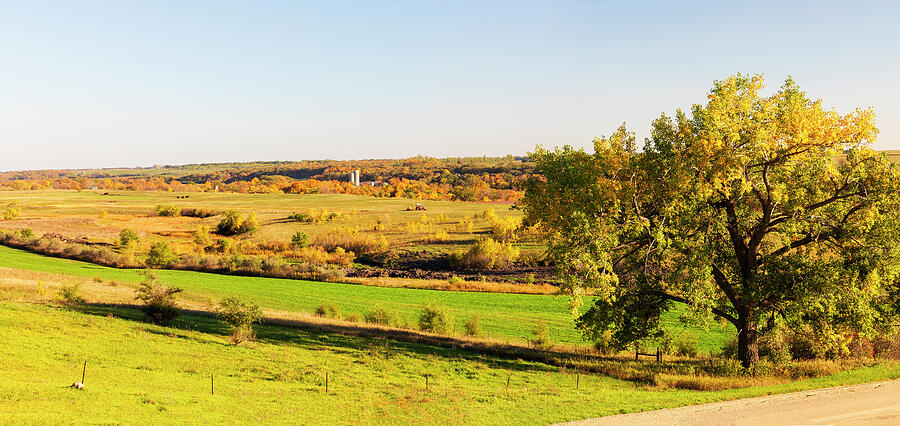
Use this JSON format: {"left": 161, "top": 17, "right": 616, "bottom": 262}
{"left": 523, "top": 74, "right": 900, "bottom": 368}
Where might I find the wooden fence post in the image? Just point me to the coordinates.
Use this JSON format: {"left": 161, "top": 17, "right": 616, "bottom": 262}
{"left": 325, "top": 372, "right": 329, "bottom": 394}
{"left": 211, "top": 373, "right": 214, "bottom": 395}
{"left": 82, "top": 361, "right": 86, "bottom": 384}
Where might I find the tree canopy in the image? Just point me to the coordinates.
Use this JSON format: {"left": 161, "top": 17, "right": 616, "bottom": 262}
{"left": 522, "top": 74, "right": 900, "bottom": 367}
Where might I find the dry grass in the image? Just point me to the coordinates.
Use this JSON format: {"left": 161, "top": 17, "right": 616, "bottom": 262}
{"left": 345, "top": 276, "right": 559, "bottom": 295}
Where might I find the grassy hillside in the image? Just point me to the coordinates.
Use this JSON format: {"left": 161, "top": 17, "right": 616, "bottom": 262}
{"left": 1, "top": 302, "right": 897, "bottom": 424}
{"left": 0, "top": 245, "right": 734, "bottom": 353}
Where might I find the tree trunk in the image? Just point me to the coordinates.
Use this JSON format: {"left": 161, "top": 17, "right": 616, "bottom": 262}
{"left": 737, "top": 321, "right": 759, "bottom": 369}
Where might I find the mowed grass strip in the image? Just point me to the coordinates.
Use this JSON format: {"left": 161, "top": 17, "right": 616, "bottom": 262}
{"left": 0, "top": 244, "right": 734, "bottom": 351}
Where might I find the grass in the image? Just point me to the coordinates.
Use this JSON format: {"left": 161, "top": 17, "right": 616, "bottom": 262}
{"left": 1, "top": 302, "right": 898, "bottom": 424}
{"left": 0, "top": 190, "right": 525, "bottom": 256}
{"left": 0, "top": 244, "right": 734, "bottom": 352}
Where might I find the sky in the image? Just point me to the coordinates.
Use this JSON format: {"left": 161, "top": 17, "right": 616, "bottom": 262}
{"left": 1, "top": 0, "right": 898, "bottom": 171}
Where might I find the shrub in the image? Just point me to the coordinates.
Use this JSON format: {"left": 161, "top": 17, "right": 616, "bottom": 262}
{"left": 54, "top": 283, "right": 84, "bottom": 306}
{"left": 449, "top": 238, "right": 520, "bottom": 270}
{"left": 463, "top": 314, "right": 482, "bottom": 336}
{"left": 98, "top": 209, "right": 108, "bottom": 219}
{"left": 759, "top": 330, "right": 792, "bottom": 365}
{"left": 674, "top": 335, "right": 699, "bottom": 358}
{"left": 155, "top": 204, "right": 179, "bottom": 217}
{"left": 193, "top": 226, "right": 212, "bottom": 250}
{"left": 313, "top": 229, "right": 388, "bottom": 254}
{"left": 289, "top": 212, "right": 314, "bottom": 222}
{"left": 593, "top": 330, "right": 616, "bottom": 355}
{"left": 19, "top": 228, "right": 34, "bottom": 239}
{"left": 490, "top": 216, "right": 520, "bottom": 242}
{"left": 527, "top": 321, "right": 553, "bottom": 350}
{"left": 720, "top": 338, "right": 739, "bottom": 359}
{"left": 215, "top": 238, "right": 235, "bottom": 254}
{"left": 146, "top": 241, "right": 178, "bottom": 267}
{"left": 448, "top": 275, "right": 464, "bottom": 285}
{"left": 216, "top": 297, "right": 263, "bottom": 345}
{"left": 418, "top": 303, "right": 453, "bottom": 334}
{"left": 344, "top": 313, "right": 363, "bottom": 323}
{"left": 119, "top": 228, "right": 140, "bottom": 247}
{"left": 3, "top": 203, "right": 21, "bottom": 220}
{"left": 291, "top": 231, "right": 309, "bottom": 249}
{"left": 135, "top": 273, "right": 183, "bottom": 326}
{"left": 315, "top": 303, "right": 340, "bottom": 319}
{"left": 364, "top": 306, "right": 397, "bottom": 326}
{"left": 217, "top": 210, "right": 259, "bottom": 236}
{"left": 180, "top": 207, "right": 218, "bottom": 218}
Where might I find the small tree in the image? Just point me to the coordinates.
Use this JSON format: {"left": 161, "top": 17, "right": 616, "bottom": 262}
{"left": 3, "top": 203, "right": 21, "bottom": 220}
{"left": 216, "top": 297, "right": 263, "bottom": 345}
{"left": 526, "top": 321, "right": 553, "bottom": 350}
{"left": 146, "top": 241, "right": 177, "bottom": 267}
{"left": 155, "top": 204, "right": 179, "bottom": 217}
{"left": 119, "top": 228, "right": 140, "bottom": 248}
{"left": 217, "top": 210, "right": 259, "bottom": 236}
{"left": 418, "top": 303, "right": 453, "bottom": 334}
{"left": 291, "top": 231, "right": 309, "bottom": 249}
{"left": 463, "top": 314, "right": 482, "bottom": 336}
{"left": 135, "top": 272, "right": 182, "bottom": 326}
{"left": 193, "top": 226, "right": 212, "bottom": 252}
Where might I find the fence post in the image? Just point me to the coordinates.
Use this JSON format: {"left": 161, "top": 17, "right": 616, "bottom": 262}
{"left": 210, "top": 373, "right": 214, "bottom": 395}
{"left": 325, "top": 372, "right": 329, "bottom": 394}
{"left": 82, "top": 361, "right": 86, "bottom": 384}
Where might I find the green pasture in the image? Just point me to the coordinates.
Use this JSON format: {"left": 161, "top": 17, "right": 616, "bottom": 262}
{"left": 1, "top": 302, "right": 897, "bottom": 424}
{"left": 0, "top": 245, "right": 734, "bottom": 352}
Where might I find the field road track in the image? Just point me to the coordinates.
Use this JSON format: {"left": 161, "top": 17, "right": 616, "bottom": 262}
{"left": 562, "top": 379, "right": 900, "bottom": 425}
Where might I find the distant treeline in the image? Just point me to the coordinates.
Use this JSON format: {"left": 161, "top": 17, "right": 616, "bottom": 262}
{"left": 0, "top": 156, "right": 534, "bottom": 202}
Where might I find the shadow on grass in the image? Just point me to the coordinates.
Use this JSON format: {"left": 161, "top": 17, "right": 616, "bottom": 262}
{"left": 72, "top": 303, "right": 560, "bottom": 373}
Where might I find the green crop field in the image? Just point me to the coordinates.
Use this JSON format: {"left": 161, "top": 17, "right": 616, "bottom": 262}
{"left": 0, "top": 245, "right": 734, "bottom": 353}
{"left": 1, "top": 302, "right": 897, "bottom": 424}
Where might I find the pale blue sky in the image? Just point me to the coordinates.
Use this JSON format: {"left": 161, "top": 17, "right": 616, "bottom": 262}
{"left": 1, "top": 1, "right": 898, "bottom": 171}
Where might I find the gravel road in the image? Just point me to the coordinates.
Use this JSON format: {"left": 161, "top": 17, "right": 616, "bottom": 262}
{"left": 563, "top": 379, "right": 900, "bottom": 425}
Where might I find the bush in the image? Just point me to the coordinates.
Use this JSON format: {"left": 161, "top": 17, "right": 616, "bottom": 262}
{"left": 146, "top": 241, "right": 178, "bottom": 267}
{"left": 19, "top": 228, "right": 34, "bottom": 239}
{"left": 449, "top": 238, "right": 520, "bottom": 270}
{"left": 155, "top": 204, "right": 179, "bottom": 217}
{"left": 216, "top": 297, "right": 263, "bottom": 345}
{"left": 720, "top": 338, "right": 739, "bottom": 359}
{"left": 180, "top": 207, "right": 218, "bottom": 218}
{"left": 364, "top": 306, "right": 397, "bottom": 326}
{"left": 448, "top": 275, "right": 464, "bottom": 285}
{"left": 344, "top": 313, "right": 363, "bottom": 323}
{"left": 217, "top": 210, "right": 259, "bottom": 236}
{"left": 315, "top": 304, "right": 340, "bottom": 319}
{"left": 54, "top": 283, "right": 84, "bottom": 306}
{"left": 527, "top": 321, "right": 552, "bottom": 350}
{"left": 291, "top": 231, "right": 309, "bottom": 249}
{"left": 3, "top": 203, "right": 21, "bottom": 220}
{"left": 313, "top": 229, "right": 387, "bottom": 254}
{"left": 418, "top": 303, "right": 453, "bottom": 334}
{"left": 193, "top": 226, "right": 213, "bottom": 250}
{"left": 119, "top": 228, "right": 140, "bottom": 247}
{"left": 674, "top": 335, "right": 699, "bottom": 358}
{"left": 135, "top": 273, "right": 183, "bottom": 326}
{"left": 490, "top": 216, "right": 521, "bottom": 242}
{"left": 463, "top": 314, "right": 482, "bottom": 336}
